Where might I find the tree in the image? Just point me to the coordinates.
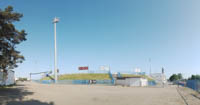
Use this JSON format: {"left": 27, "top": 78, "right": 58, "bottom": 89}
{"left": 188, "top": 75, "right": 200, "bottom": 80}
{"left": 169, "top": 74, "right": 179, "bottom": 82}
{"left": 177, "top": 73, "right": 183, "bottom": 80}
{"left": 0, "top": 6, "right": 27, "bottom": 72}
{"left": 169, "top": 73, "right": 183, "bottom": 82}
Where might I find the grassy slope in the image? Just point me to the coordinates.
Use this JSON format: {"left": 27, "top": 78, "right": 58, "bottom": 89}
{"left": 41, "top": 73, "right": 111, "bottom": 80}
{"left": 41, "top": 73, "right": 153, "bottom": 81}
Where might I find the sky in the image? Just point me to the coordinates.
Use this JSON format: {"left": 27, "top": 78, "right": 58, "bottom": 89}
{"left": 0, "top": 0, "right": 200, "bottom": 79}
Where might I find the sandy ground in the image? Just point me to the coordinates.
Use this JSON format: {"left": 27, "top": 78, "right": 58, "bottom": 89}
{"left": 1, "top": 82, "right": 199, "bottom": 105}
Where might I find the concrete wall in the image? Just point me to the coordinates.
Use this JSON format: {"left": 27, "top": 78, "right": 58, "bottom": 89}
{"left": 0, "top": 71, "right": 3, "bottom": 85}
{"left": 140, "top": 78, "right": 148, "bottom": 86}
{"left": 115, "top": 78, "right": 148, "bottom": 87}
{"left": 115, "top": 79, "right": 126, "bottom": 86}
{"left": 126, "top": 78, "right": 141, "bottom": 86}
{"left": 5, "top": 70, "right": 15, "bottom": 85}
{"left": 0, "top": 70, "right": 15, "bottom": 86}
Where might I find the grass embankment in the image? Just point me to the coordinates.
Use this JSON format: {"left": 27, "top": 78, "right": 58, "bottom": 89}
{"left": 121, "top": 74, "right": 154, "bottom": 81}
{"left": 41, "top": 73, "right": 111, "bottom": 80}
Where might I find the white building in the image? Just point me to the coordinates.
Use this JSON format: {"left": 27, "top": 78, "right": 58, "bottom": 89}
{"left": 115, "top": 77, "right": 148, "bottom": 87}
{"left": 0, "top": 70, "right": 15, "bottom": 86}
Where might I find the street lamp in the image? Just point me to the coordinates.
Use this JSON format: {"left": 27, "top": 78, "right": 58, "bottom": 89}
{"left": 53, "top": 17, "right": 59, "bottom": 83}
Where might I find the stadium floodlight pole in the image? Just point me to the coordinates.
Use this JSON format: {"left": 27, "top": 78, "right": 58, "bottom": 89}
{"left": 149, "top": 58, "right": 151, "bottom": 75}
{"left": 53, "top": 17, "right": 59, "bottom": 83}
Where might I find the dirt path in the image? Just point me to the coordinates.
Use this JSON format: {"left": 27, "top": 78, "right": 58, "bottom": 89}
{"left": 0, "top": 82, "right": 192, "bottom": 105}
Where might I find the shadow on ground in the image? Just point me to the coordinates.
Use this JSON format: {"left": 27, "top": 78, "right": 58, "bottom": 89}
{"left": 0, "top": 83, "right": 54, "bottom": 105}
{"left": 6, "top": 100, "right": 54, "bottom": 105}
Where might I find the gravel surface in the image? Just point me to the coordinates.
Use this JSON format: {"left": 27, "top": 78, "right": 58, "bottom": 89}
{"left": 178, "top": 86, "right": 200, "bottom": 105}
{"left": 0, "top": 82, "right": 190, "bottom": 105}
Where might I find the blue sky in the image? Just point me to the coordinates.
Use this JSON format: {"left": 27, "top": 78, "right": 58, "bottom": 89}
{"left": 0, "top": 0, "right": 200, "bottom": 79}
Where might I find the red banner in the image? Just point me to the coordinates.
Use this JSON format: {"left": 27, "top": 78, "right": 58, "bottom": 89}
{"left": 78, "top": 66, "right": 88, "bottom": 70}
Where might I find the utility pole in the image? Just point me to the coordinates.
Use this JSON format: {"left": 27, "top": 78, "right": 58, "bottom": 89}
{"left": 53, "top": 17, "right": 59, "bottom": 83}
{"left": 149, "top": 58, "right": 151, "bottom": 75}
{"left": 30, "top": 73, "right": 31, "bottom": 81}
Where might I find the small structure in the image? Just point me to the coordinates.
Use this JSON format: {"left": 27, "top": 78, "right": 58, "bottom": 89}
{"left": 0, "top": 70, "right": 15, "bottom": 86}
{"left": 150, "top": 73, "right": 166, "bottom": 85}
{"left": 115, "top": 77, "right": 148, "bottom": 87}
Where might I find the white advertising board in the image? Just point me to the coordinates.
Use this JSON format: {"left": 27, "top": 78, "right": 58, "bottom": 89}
{"left": 100, "top": 66, "right": 110, "bottom": 71}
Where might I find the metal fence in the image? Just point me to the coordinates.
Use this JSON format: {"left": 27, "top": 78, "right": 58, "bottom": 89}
{"left": 34, "top": 79, "right": 157, "bottom": 87}
{"left": 148, "top": 81, "right": 157, "bottom": 86}
{"left": 186, "top": 80, "right": 200, "bottom": 92}
{"left": 34, "top": 80, "right": 113, "bottom": 85}
{"left": 35, "top": 80, "right": 157, "bottom": 87}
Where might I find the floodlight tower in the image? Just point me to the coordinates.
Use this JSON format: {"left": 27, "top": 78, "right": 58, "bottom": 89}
{"left": 149, "top": 58, "right": 151, "bottom": 75}
{"left": 53, "top": 17, "right": 59, "bottom": 83}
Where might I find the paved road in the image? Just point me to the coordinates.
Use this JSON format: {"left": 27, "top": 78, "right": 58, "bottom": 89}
{"left": 0, "top": 82, "right": 191, "bottom": 105}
